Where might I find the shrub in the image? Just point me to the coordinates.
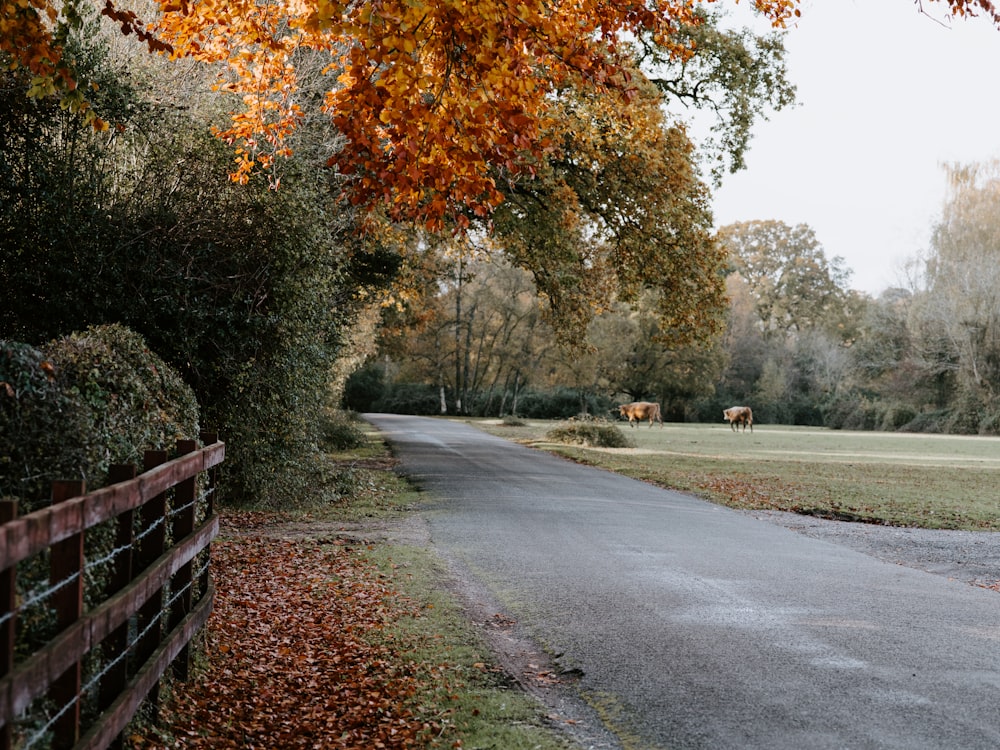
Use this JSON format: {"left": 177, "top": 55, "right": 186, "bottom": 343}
{"left": 342, "top": 362, "right": 386, "bottom": 413}
{"left": 945, "top": 392, "right": 984, "bottom": 435}
{"left": 0, "top": 341, "right": 93, "bottom": 511}
{"left": 546, "top": 418, "right": 634, "bottom": 448}
{"left": 44, "top": 323, "right": 200, "bottom": 471}
{"left": 899, "top": 410, "right": 948, "bottom": 433}
{"left": 789, "top": 400, "right": 824, "bottom": 426}
{"left": 320, "top": 409, "right": 367, "bottom": 450}
{"left": 0, "top": 325, "right": 198, "bottom": 512}
{"left": 515, "top": 388, "right": 613, "bottom": 420}
{"left": 373, "top": 383, "right": 443, "bottom": 415}
{"left": 820, "top": 393, "right": 853, "bottom": 430}
{"left": 825, "top": 395, "right": 882, "bottom": 431}
{"left": 880, "top": 404, "right": 918, "bottom": 431}
{"left": 977, "top": 408, "right": 1000, "bottom": 436}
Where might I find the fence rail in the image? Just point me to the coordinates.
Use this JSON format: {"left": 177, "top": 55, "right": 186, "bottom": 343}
{"left": 0, "top": 435, "right": 224, "bottom": 750}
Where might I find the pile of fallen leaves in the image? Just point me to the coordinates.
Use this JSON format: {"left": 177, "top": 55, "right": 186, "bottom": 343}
{"left": 128, "top": 519, "right": 446, "bottom": 748}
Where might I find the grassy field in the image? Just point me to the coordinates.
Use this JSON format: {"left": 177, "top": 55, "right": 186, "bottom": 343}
{"left": 475, "top": 420, "right": 1000, "bottom": 531}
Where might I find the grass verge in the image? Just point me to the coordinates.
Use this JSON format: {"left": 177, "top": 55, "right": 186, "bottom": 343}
{"left": 325, "top": 428, "right": 574, "bottom": 747}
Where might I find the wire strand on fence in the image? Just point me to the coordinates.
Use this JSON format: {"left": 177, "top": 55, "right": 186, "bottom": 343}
{"left": 84, "top": 539, "right": 133, "bottom": 575}
{"left": 133, "top": 513, "right": 165, "bottom": 545}
{"left": 21, "top": 680, "right": 78, "bottom": 750}
{"left": 166, "top": 488, "right": 212, "bottom": 521}
{"left": 3, "top": 491, "right": 211, "bottom": 628}
{"left": 0, "top": 570, "right": 80, "bottom": 629}
{"left": 18, "top": 558, "right": 214, "bottom": 750}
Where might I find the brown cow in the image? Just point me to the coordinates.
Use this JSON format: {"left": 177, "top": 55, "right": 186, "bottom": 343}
{"left": 618, "top": 401, "right": 663, "bottom": 428}
{"left": 723, "top": 406, "right": 753, "bottom": 433}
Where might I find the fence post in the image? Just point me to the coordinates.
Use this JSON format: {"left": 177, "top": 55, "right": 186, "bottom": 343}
{"left": 49, "top": 480, "right": 86, "bottom": 750}
{"left": 100, "top": 464, "right": 137, "bottom": 750}
{"left": 136, "top": 450, "right": 168, "bottom": 718}
{"left": 197, "top": 432, "right": 219, "bottom": 597}
{"left": 0, "top": 499, "right": 16, "bottom": 750}
{"left": 198, "top": 432, "right": 218, "bottom": 517}
{"left": 169, "top": 440, "right": 197, "bottom": 681}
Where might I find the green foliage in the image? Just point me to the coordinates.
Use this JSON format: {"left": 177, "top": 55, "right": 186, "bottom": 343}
{"left": 493, "top": 79, "right": 726, "bottom": 347}
{"left": 646, "top": 10, "right": 796, "bottom": 182}
{"left": 0, "top": 326, "right": 197, "bottom": 512}
{"left": 0, "top": 24, "right": 158, "bottom": 339}
{"left": 0, "top": 342, "right": 92, "bottom": 510}
{"left": 374, "top": 383, "right": 443, "bottom": 416}
{"left": 0, "top": 24, "right": 393, "bottom": 508}
{"left": 514, "top": 388, "right": 612, "bottom": 420}
{"left": 545, "top": 418, "right": 634, "bottom": 449}
{"left": 342, "top": 362, "right": 387, "bottom": 413}
{"left": 44, "top": 324, "right": 200, "bottom": 469}
{"left": 319, "top": 410, "right": 367, "bottom": 451}
{"left": 719, "top": 220, "right": 861, "bottom": 341}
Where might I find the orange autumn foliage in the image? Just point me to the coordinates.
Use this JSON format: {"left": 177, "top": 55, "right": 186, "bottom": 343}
{"left": 150, "top": 0, "right": 804, "bottom": 229}
{"left": 2, "top": 0, "right": 998, "bottom": 226}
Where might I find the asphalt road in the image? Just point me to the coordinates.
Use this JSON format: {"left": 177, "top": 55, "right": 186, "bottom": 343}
{"left": 365, "top": 414, "right": 1000, "bottom": 750}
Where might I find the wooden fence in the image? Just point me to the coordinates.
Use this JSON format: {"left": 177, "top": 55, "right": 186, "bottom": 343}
{"left": 0, "top": 434, "right": 224, "bottom": 750}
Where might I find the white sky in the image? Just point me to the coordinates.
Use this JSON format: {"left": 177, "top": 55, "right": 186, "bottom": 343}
{"left": 706, "top": 0, "right": 1000, "bottom": 295}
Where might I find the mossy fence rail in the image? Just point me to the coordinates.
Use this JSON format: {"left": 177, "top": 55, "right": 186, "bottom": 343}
{"left": 0, "top": 435, "right": 224, "bottom": 750}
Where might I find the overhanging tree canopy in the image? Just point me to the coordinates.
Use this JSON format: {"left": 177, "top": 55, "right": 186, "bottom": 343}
{"left": 5, "top": 0, "right": 998, "bottom": 228}
{"left": 5, "top": 0, "right": 800, "bottom": 229}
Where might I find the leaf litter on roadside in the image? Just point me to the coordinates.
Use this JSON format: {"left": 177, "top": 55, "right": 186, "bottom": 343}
{"left": 128, "top": 525, "right": 462, "bottom": 748}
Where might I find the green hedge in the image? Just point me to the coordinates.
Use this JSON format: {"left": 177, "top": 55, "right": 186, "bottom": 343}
{"left": 0, "top": 324, "right": 199, "bottom": 513}
{"left": 0, "top": 341, "right": 92, "bottom": 510}
{"left": 494, "top": 388, "right": 612, "bottom": 419}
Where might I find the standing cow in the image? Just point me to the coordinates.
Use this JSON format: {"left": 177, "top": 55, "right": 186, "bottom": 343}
{"left": 618, "top": 401, "right": 663, "bottom": 428}
{"left": 723, "top": 406, "right": 753, "bottom": 433}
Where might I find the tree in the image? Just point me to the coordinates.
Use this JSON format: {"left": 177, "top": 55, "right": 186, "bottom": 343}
{"left": 580, "top": 295, "right": 727, "bottom": 419}
{"left": 3, "top": 0, "right": 808, "bottom": 228}
{"left": 388, "top": 255, "right": 555, "bottom": 415}
{"left": 8, "top": 0, "right": 999, "bottom": 221}
{"left": 718, "top": 220, "right": 860, "bottom": 340}
{"left": 712, "top": 221, "right": 865, "bottom": 424}
{"left": 847, "top": 288, "right": 920, "bottom": 401}
{"left": 4, "top": 0, "right": 807, "bottom": 359}
{"left": 711, "top": 273, "right": 769, "bottom": 404}
{"left": 908, "top": 161, "right": 1000, "bottom": 414}
{"left": 494, "top": 75, "right": 728, "bottom": 346}
{"left": 641, "top": 8, "right": 796, "bottom": 182}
